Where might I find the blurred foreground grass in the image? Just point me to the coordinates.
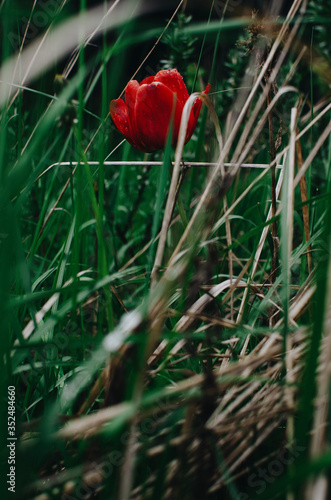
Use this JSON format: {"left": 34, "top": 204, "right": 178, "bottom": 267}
{"left": 1, "top": 1, "right": 331, "bottom": 499}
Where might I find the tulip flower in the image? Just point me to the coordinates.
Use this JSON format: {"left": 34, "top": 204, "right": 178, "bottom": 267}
{"left": 110, "top": 69, "right": 210, "bottom": 153}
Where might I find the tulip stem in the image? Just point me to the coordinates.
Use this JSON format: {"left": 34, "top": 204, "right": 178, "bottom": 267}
{"left": 177, "top": 193, "right": 188, "bottom": 228}
{"left": 173, "top": 160, "right": 190, "bottom": 228}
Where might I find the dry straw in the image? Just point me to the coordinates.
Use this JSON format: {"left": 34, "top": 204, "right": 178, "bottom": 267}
{"left": 6, "top": 0, "right": 331, "bottom": 497}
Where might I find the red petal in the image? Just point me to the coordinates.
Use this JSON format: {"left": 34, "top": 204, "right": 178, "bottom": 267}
{"left": 134, "top": 81, "right": 183, "bottom": 152}
{"left": 185, "top": 83, "right": 211, "bottom": 143}
{"left": 154, "top": 69, "right": 189, "bottom": 105}
{"left": 125, "top": 80, "right": 139, "bottom": 113}
{"left": 124, "top": 80, "right": 140, "bottom": 138}
{"left": 139, "top": 75, "right": 155, "bottom": 86}
{"left": 110, "top": 98, "right": 138, "bottom": 148}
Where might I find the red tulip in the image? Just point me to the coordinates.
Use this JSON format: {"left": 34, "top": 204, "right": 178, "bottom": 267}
{"left": 110, "top": 69, "right": 210, "bottom": 153}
